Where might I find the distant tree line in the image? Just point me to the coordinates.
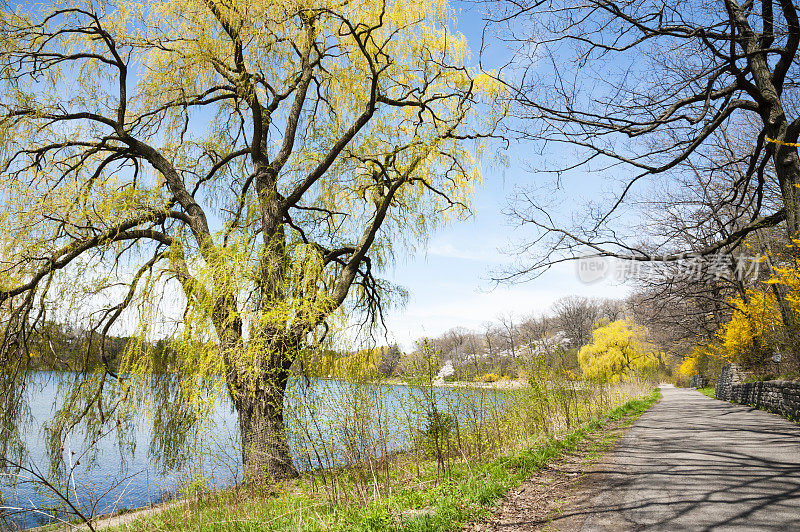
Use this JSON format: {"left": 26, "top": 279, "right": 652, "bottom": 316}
{"left": 394, "top": 296, "right": 638, "bottom": 381}
{"left": 304, "top": 344, "right": 402, "bottom": 380}
{"left": 24, "top": 321, "right": 132, "bottom": 373}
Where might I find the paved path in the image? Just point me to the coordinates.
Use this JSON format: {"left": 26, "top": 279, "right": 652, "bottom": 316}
{"left": 562, "top": 385, "right": 800, "bottom": 531}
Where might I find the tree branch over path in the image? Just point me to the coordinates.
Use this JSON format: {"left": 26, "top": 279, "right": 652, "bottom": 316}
{"left": 485, "top": 0, "right": 799, "bottom": 277}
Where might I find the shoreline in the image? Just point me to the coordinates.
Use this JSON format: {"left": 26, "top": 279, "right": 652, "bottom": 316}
{"left": 26, "top": 498, "right": 187, "bottom": 532}
{"left": 381, "top": 377, "right": 529, "bottom": 389}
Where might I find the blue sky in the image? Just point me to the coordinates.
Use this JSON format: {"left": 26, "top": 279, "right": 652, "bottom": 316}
{"left": 375, "top": 1, "right": 630, "bottom": 350}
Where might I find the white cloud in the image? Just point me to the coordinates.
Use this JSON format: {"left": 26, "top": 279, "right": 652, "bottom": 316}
{"left": 425, "top": 240, "right": 513, "bottom": 264}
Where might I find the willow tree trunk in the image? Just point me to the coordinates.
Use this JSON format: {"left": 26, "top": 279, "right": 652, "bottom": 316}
{"left": 232, "top": 367, "right": 298, "bottom": 483}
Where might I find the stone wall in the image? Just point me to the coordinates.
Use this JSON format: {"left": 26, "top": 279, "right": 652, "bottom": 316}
{"left": 727, "top": 380, "right": 800, "bottom": 418}
{"left": 715, "top": 364, "right": 748, "bottom": 400}
{"left": 715, "top": 364, "right": 800, "bottom": 418}
{"left": 689, "top": 374, "right": 706, "bottom": 388}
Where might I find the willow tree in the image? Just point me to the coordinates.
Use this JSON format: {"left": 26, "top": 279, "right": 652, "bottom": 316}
{"left": 578, "top": 320, "right": 660, "bottom": 383}
{"left": 0, "top": 0, "right": 498, "bottom": 482}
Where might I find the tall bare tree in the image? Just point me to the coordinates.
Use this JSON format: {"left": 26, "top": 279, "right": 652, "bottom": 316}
{"left": 486, "top": 0, "right": 799, "bottom": 274}
{"left": 552, "top": 296, "right": 602, "bottom": 348}
{"left": 497, "top": 312, "right": 518, "bottom": 362}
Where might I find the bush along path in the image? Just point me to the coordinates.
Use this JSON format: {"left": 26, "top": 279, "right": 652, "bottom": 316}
{"left": 99, "top": 389, "right": 660, "bottom": 532}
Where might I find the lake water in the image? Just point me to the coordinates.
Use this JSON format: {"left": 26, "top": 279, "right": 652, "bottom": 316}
{"left": 0, "top": 372, "right": 505, "bottom": 529}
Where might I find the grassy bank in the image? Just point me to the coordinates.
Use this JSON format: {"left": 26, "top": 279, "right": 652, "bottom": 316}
{"left": 697, "top": 387, "right": 715, "bottom": 398}
{"left": 106, "top": 389, "right": 660, "bottom": 532}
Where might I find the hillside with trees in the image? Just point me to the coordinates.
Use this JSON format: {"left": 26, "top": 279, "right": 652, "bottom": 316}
{"left": 394, "top": 296, "right": 665, "bottom": 384}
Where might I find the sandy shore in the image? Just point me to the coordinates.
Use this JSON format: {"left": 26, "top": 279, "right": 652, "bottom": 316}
{"left": 25, "top": 498, "right": 185, "bottom": 531}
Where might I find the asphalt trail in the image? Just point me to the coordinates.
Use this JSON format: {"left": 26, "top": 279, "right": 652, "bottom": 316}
{"left": 567, "top": 385, "right": 800, "bottom": 531}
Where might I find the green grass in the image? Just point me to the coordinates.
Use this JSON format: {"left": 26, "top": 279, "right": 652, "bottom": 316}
{"left": 107, "top": 389, "right": 660, "bottom": 532}
{"left": 697, "top": 386, "right": 715, "bottom": 398}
